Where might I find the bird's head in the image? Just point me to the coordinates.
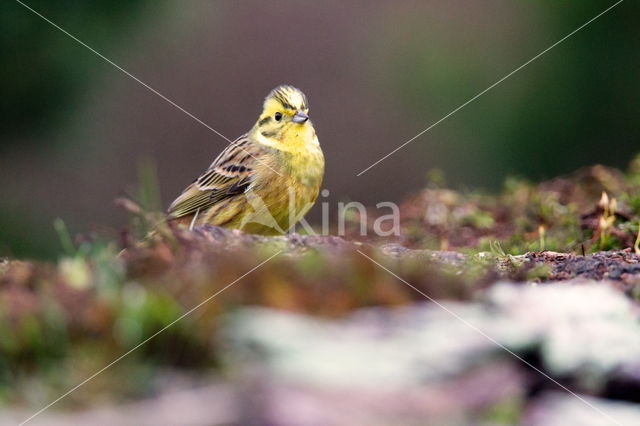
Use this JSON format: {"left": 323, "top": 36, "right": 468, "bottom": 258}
{"left": 254, "top": 85, "right": 314, "bottom": 146}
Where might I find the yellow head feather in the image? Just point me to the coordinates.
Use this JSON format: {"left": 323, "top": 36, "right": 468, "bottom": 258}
{"left": 263, "top": 85, "right": 309, "bottom": 112}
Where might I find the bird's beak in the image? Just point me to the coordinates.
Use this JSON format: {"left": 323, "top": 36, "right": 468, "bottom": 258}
{"left": 292, "top": 110, "right": 309, "bottom": 123}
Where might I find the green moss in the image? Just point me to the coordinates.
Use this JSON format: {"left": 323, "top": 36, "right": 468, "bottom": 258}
{"left": 482, "top": 395, "right": 524, "bottom": 424}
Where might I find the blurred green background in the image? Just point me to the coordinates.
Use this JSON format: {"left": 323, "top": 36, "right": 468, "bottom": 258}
{"left": 1, "top": 0, "right": 638, "bottom": 259}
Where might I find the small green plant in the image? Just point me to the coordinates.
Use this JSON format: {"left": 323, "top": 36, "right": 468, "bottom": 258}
{"left": 538, "top": 225, "right": 546, "bottom": 251}
{"left": 598, "top": 192, "right": 617, "bottom": 250}
{"left": 53, "top": 218, "right": 76, "bottom": 257}
{"left": 489, "top": 240, "right": 506, "bottom": 257}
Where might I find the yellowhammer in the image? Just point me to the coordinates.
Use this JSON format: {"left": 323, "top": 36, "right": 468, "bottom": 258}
{"left": 167, "top": 85, "right": 324, "bottom": 235}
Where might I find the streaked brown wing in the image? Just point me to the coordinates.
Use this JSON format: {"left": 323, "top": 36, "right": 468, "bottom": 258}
{"left": 167, "top": 135, "right": 263, "bottom": 219}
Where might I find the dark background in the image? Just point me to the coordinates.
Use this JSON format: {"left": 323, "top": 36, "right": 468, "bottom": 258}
{"left": 1, "top": 0, "right": 639, "bottom": 259}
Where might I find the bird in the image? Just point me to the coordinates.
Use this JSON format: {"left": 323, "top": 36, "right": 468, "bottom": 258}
{"left": 167, "top": 85, "right": 324, "bottom": 235}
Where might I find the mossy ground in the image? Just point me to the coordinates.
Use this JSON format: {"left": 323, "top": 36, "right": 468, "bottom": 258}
{"left": 2, "top": 156, "right": 640, "bottom": 417}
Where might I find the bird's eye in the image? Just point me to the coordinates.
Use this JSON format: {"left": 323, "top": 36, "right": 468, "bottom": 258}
{"left": 274, "top": 112, "right": 283, "bottom": 121}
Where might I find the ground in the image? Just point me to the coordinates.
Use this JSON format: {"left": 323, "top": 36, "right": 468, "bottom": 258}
{"left": 2, "top": 157, "right": 640, "bottom": 425}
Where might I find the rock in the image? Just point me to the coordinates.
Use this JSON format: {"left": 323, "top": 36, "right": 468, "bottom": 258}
{"left": 222, "top": 281, "right": 640, "bottom": 424}
{"left": 525, "top": 392, "right": 640, "bottom": 426}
